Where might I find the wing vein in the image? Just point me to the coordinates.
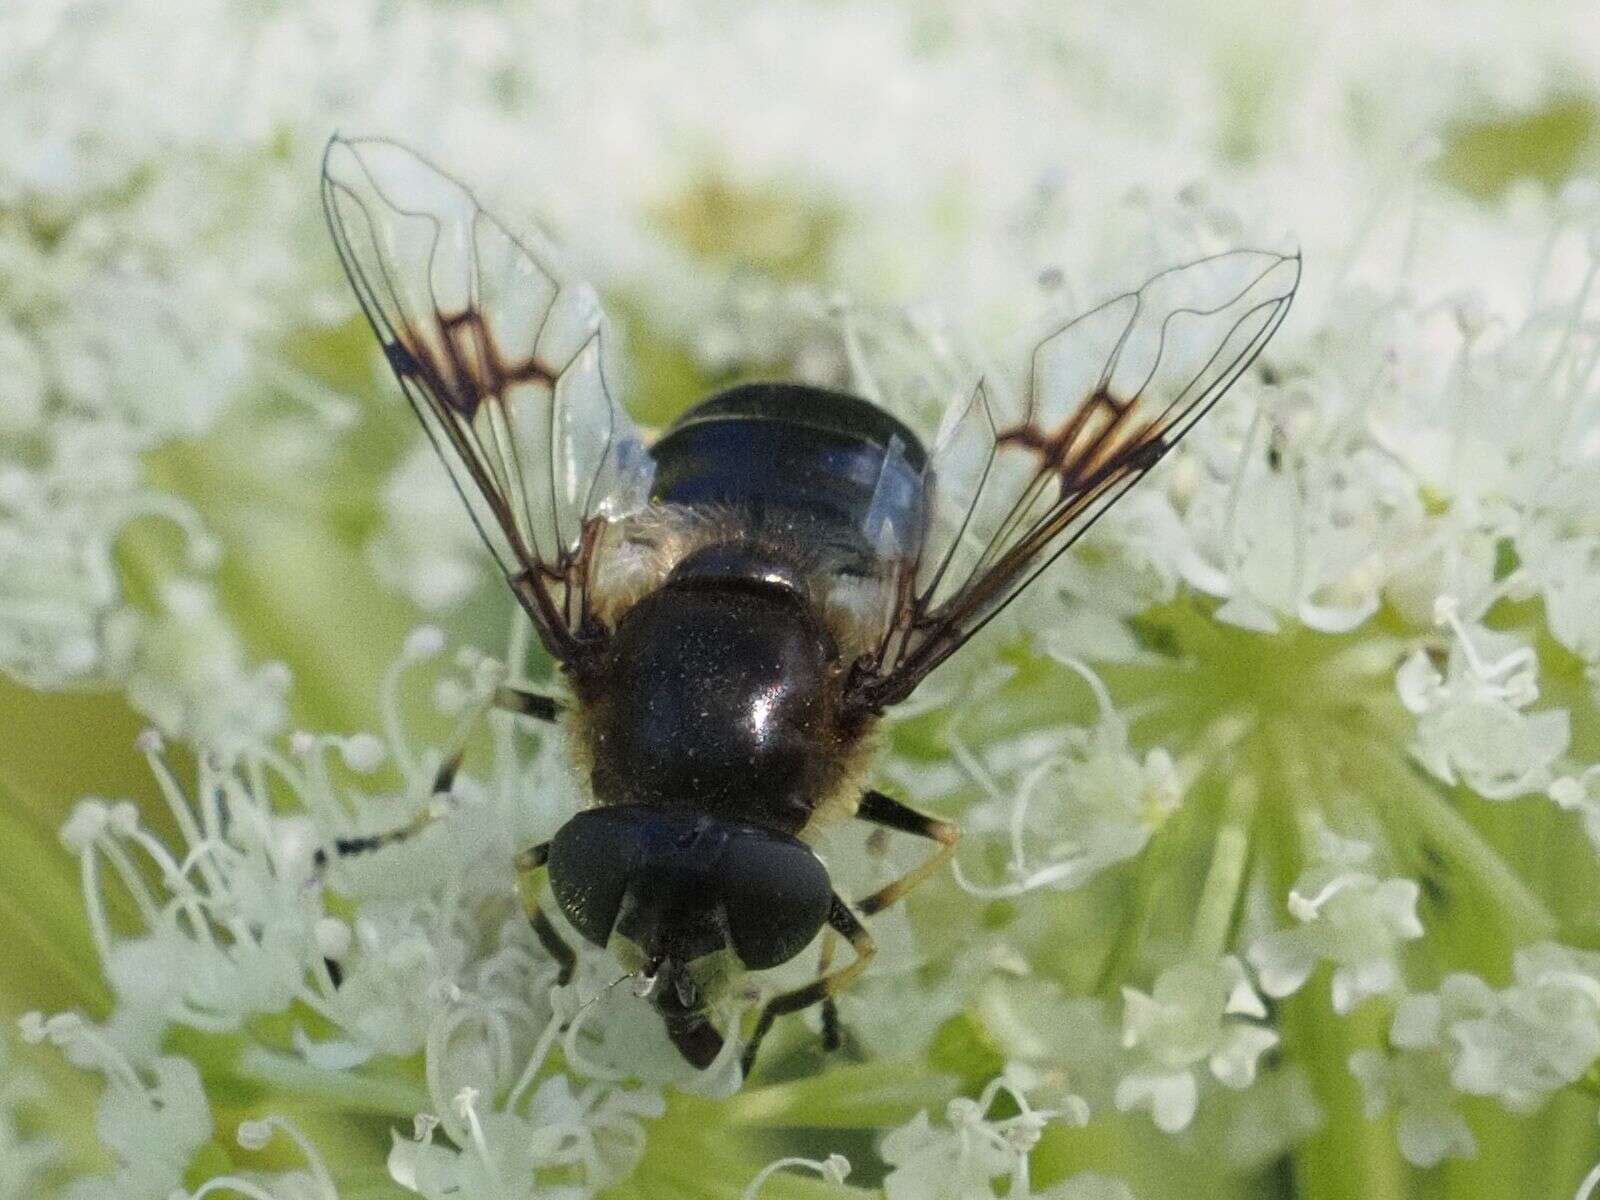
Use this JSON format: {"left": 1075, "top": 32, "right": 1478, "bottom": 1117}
{"left": 852, "top": 248, "right": 1301, "bottom": 713}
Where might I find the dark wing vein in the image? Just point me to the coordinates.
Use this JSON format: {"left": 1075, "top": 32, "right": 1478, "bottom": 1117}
{"left": 320, "top": 135, "right": 649, "bottom": 663}
{"left": 853, "top": 248, "right": 1301, "bottom": 711}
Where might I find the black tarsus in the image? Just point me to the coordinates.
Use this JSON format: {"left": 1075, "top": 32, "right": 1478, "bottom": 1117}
{"left": 494, "top": 685, "right": 563, "bottom": 723}
{"left": 741, "top": 894, "right": 874, "bottom": 1077}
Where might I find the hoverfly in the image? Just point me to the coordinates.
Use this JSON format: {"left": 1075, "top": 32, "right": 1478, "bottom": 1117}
{"left": 320, "top": 135, "right": 1299, "bottom": 1076}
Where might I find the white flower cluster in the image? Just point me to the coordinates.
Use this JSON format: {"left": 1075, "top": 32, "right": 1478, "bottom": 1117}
{"left": 879, "top": 1074, "right": 1120, "bottom": 1200}
{"left": 1398, "top": 598, "right": 1571, "bottom": 800}
{"left": 16, "top": 0, "right": 1600, "bottom": 1193}
{"left": 23, "top": 628, "right": 673, "bottom": 1200}
{"left": 0, "top": 1035, "right": 55, "bottom": 1200}
{"left": 389, "top": 1076, "right": 663, "bottom": 1200}
{"left": 949, "top": 660, "right": 1184, "bottom": 900}
{"left": 1353, "top": 943, "right": 1600, "bottom": 1167}
{"left": 1249, "top": 828, "right": 1425, "bottom": 1015}
{"left": 2, "top": 0, "right": 272, "bottom": 690}
{"left": 1115, "top": 956, "right": 1278, "bottom": 1135}
{"left": 0, "top": 0, "right": 655, "bottom": 693}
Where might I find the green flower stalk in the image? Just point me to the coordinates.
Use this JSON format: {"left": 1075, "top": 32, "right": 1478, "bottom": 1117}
{"left": 9, "top": 2, "right": 1600, "bottom": 1200}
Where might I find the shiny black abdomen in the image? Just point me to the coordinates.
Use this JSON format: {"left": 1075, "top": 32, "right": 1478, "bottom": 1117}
{"left": 584, "top": 582, "right": 839, "bottom": 834}
{"left": 649, "top": 381, "right": 928, "bottom": 561}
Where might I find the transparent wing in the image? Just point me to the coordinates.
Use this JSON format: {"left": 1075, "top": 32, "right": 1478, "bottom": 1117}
{"left": 321, "top": 136, "right": 651, "bottom": 663}
{"left": 851, "top": 249, "right": 1302, "bottom": 711}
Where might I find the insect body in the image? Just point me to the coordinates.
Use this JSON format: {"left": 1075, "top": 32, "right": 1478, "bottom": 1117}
{"left": 320, "top": 136, "right": 1299, "bottom": 1075}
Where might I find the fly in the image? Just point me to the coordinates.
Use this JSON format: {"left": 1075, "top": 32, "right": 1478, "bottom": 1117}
{"left": 319, "top": 135, "right": 1300, "bottom": 1077}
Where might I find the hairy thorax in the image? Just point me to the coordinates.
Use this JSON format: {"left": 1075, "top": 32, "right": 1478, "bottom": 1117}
{"left": 571, "top": 543, "right": 877, "bottom": 838}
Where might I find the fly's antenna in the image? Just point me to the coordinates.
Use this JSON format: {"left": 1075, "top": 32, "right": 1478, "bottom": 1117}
{"left": 574, "top": 970, "right": 633, "bottom": 1023}
{"left": 558, "top": 971, "right": 641, "bottom": 1082}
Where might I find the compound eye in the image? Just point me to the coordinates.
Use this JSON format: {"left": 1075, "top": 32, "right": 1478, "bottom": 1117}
{"left": 718, "top": 831, "right": 832, "bottom": 970}
{"left": 547, "top": 809, "right": 646, "bottom": 949}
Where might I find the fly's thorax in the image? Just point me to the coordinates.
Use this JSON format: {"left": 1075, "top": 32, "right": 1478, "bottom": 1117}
{"left": 577, "top": 566, "right": 852, "bottom": 833}
{"left": 587, "top": 504, "right": 904, "bottom": 666}
{"left": 585, "top": 381, "right": 930, "bottom": 661}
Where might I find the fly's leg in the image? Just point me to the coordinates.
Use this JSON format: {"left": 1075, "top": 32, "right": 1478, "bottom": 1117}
{"left": 310, "top": 743, "right": 467, "bottom": 876}
{"left": 490, "top": 674, "right": 571, "bottom": 975}
{"left": 514, "top": 841, "right": 576, "bottom": 985}
{"left": 311, "top": 677, "right": 559, "bottom": 876}
{"left": 809, "top": 790, "right": 959, "bottom": 1050}
{"left": 853, "top": 789, "right": 961, "bottom": 917}
{"left": 817, "top": 928, "right": 842, "bottom": 1050}
{"left": 309, "top": 668, "right": 564, "bottom": 983}
{"left": 742, "top": 895, "right": 876, "bottom": 1077}
{"left": 308, "top": 720, "right": 479, "bottom": 986}
{"left": 494, "top": 685, "right": 563, "bottom": 723}
{"left": 497, "top": 683, "right": 572, "bottom": 975}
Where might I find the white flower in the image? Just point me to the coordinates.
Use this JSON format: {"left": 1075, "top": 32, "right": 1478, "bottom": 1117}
{"left": 1178, "top": 372, "right": 1408, "bottom": 635}
{"left": 1551, "top": 767, "right": 1600, "bottom": 854}
{"left": 19, "top": 1012, "right": 212, "bottom": 1199}
{"left": 0, "top": 1036, "right": 56, "bottom": 1200}
{"left": 1397, "top": 599, "right": 1570, "bottom": 798}
{"left": 1115, "top": 956, "right": 1277, "bottom": 1134}
{"left": 881, "top": 1074, "right": 1089, "bottom": 1200}
{"left": 952, "top": 660, "right": 1183, "bottom": 898}
{"left": 1390, "top": 972, "right": 1500, "bottom": 1053}
{"left": 1449, "top": 944, "right": 1600, "bottom": 1111}
{"left": 1359, "top": 946, "right": 1600, "bottom": 1165}
{"left": 1348, "top": 1046, "right": 1477, "bottom": 1168}
{"left": 1248, "top": 829, "right": 1424, "bottom": 1014}
{"left": 387, "top": 1075, "right": 662, "bottom": 1200}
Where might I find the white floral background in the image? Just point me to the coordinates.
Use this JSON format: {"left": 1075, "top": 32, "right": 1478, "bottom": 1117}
{"left": 5, "top": 1, "right": 1600, "bottom": 1198}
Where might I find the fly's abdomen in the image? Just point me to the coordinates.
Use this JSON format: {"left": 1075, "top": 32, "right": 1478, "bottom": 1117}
{"left": 649, "top": 382, "right": 928, "bottom": 562}
{"left": 583, "top": 583, "right": 840, "bottom": 834}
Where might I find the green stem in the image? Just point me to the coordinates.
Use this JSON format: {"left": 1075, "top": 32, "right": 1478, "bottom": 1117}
{"left": 1268, "top": 723, "right": 1410, "bottom": 1200}
{"left": 1094, "top": 711, "right": 1254, "bottom": 993}
{"left": 720, "top": 1059, "right": 956, "bottom": 1129}
{"left": 235, "top": 1045, "right": 430, "bottom": 1118}
{"left": 1353, "top": 731, "right": 1557, "bottom": 943}
{"left": 1189, "top": 770, "right": 1261, "bottom": 962}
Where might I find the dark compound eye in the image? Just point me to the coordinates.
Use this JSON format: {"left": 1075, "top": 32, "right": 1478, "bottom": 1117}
{"left": 547, "top": 808, "right": 646, "bottom": 949}
{"left": 547, "top": 809, "right": 832, "bottom": 971}
{"left": 717, "top": 830, "right": 832, "bottom": 970}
